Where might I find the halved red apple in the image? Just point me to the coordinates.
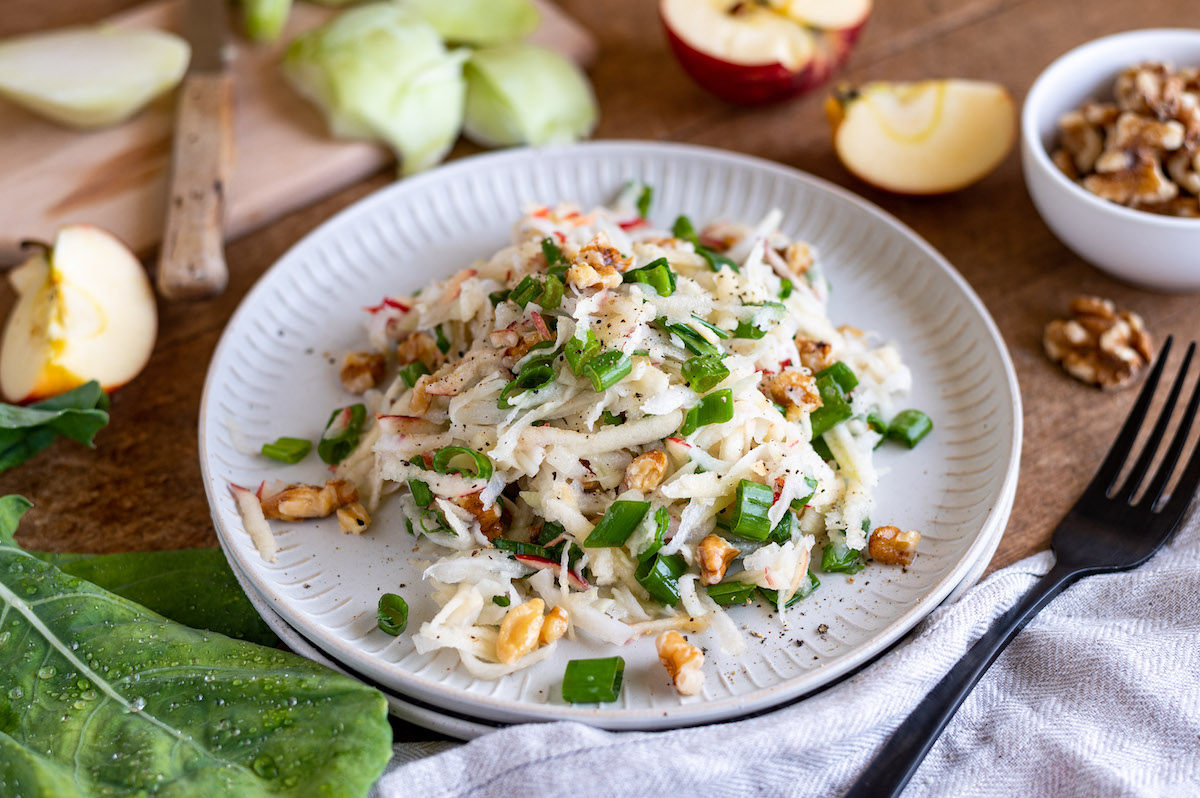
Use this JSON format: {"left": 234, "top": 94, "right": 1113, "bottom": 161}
{"left": 0, "top": 225, "right": 157, "bottom": 403}
{"left": 826, "top": 79, "right": 1016, "bottom": 194}
{"left": 660, "top": 0, "right": 870, "bottom": 106}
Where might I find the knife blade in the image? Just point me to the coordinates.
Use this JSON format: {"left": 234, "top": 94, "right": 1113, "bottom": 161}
{"left": 156, "top": 0, "right": 235, "bottom": 300}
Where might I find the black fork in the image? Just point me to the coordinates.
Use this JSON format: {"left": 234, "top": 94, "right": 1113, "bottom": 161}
{"left": 844, "top": 337, "right": 1200, "bottom": 798}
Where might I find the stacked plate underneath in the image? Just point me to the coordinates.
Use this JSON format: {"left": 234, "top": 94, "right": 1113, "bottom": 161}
{"left": 200, "top": 143, "right": 1022, "bottom": 740}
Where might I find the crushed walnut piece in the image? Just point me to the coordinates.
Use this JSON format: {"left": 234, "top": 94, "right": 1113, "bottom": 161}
{"left": 624, "top": 450, "right": 668, "bottom": 492}
{"left": 762, "top": 369, "right": 823, "bottom": 422}
{"left": 396, "top": 331, "right": 444, "bottom": 371}
{"left": 868, "top": 525, "right": 921, "bottom": 566}
{"left": 1054, "top": 62, "right": 1200, "bottom": 216}
{"left": 698, "top": 534, "right": 739, "bottom": 585}
{"left": 566, "top": 231, "right": 628, "bottom": 290}
{"left": 260, "top": 479, "right": 358, "bottom": 521}
{"left": 336, "top": 502, "right": 371, "bottom": 534}
{"left": 452, "top": 493, "right": 504, "bottom": 540}
{"left": 1043, "top": 295, "right": 1154, "bottom": 389}
{"left": 339, "top": 351, "right": 386, "bottom": 394}
{"left": 656, "top": 631, "right": 705, "bottom": 696}
{"left": 795, "top": 337, "right": 834, "bottom": 374}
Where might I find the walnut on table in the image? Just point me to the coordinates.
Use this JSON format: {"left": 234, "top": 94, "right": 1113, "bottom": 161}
{"left": 1043, "top": 295, "right": 1154, "bottom": 390}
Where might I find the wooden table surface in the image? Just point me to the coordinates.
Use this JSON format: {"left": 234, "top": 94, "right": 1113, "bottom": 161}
{"left": 2, "top": 0, "right": 1197, "bottom": 736}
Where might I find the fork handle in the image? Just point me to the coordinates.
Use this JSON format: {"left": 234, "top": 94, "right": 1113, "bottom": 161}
{"left": 842, "top": 560, "right": 1080, "bottom": 798}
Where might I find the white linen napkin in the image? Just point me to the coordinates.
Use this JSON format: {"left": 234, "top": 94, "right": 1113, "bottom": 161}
{"left": 371, "top": 516, "right": 1200, "bottom": 798}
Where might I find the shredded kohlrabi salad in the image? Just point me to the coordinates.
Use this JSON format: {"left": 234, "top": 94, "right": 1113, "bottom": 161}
{"left": 278, "top": 184, "right": 932, "bottom": 686}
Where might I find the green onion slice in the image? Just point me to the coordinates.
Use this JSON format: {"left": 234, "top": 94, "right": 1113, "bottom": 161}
{"left": 538, "top": 274, "right": 564, "bottom": 309}
{"left": 681, "top": 354, "right": 730, "bottom": 394}
{"left": 821, "top": 539, "right": 866, "bottom": 574}
{"left": 541, "top": 237, "right": 568, "bottom": 278}
{"left": 584, "top": 500, "right": 651, "bottom": 547}
{"left": 769, "top": 511, "right": 797, "bottom": 545}
{"left": 261, "top": 437, "right": 312, "bottom": 464}
{"left": 398, "top": 361, "right": 430, "bottom": 388}
{"left": 657, "top": 318, "right": 721, "bottom": 357}
{"left": 492, "top": 595, "right": 511, "bottom": 607}
{"left": 623, "top": 257, "right": 677, "bottom": 296}
{"left": 377, "top": 593, "right": 408, "bottom": 636}
{"left": 816, "top": 361, "right": 859, "bottom": 393}
{"left": 635, "top": 552, "right": 688, "bottom": 605}
{"left": 601, "top": 410, "right": 626, "bottom": 426}
{"left": 431, "top": 446, "right": 494, "bottom": 480}
{"left": 706, "top": 580, "right": 757, "bottom": 607}
{"left": 780, "top": 278, "right": 794, "bottom": 299}
{"left": 789, "top": 476, "right": 819, "bottom": 512}
{"left": 489, "top": 289, "right": 511, "bottom": 306}
{"left": 499, "top": 364, "right": 556, "bottom": 409}
{"left": 691, "top": 315, "right": 731, "bottom": 339}
{"left": 408, "top": 479, "right": 434, "bottom": 508}
{"left": 671, "top": 215, "right": 738, "bottom": 272}
{"left": 636, "top": 185, "right": 653, "bottom": 218}
{"left": 493, "top": 538, "right": 558, "bottom": 559}
{"left": 434, "top": 325, "right": 452, "bottom": 354}
{"left": 537, "top": 521, "right": 566, "bottom": 545}
{"left": 759, "top": 570, "right": 820, "bottom": 609}
{"left": 510, "top": 275, "right": 544, "bottom": 308}
{"left": 317, "top": 403, "right": 367, "bottom": 465}
{"left": 680, "top": 389, "right": 734, "bottom": 436}
{"left": 562, "top": 656, "right": 625, "bottom": 703}
{"left": 729, "top": 479, "right": 774, "bottom": 541}
{"left": 887, "top": 409, "right": 933, "bottom": 449}
{"left": 582, "top": 351, "right": 632, "bottom": 392}
{"left": 565, "top": 329, "right": 601, "bottom": 376}
{"left": 809, "top": 374, "right": 854, "bottom": 438}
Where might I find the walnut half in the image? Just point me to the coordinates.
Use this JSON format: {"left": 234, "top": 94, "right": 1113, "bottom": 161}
{"left": 1043, "top": 296, "right": 1154, "bottom": 390}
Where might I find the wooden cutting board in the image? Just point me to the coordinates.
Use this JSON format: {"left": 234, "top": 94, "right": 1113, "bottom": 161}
{"left": 0, "top": 0, "right": 596, "bottom": 257}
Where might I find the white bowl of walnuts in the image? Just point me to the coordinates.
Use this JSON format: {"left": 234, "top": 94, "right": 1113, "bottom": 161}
{"left": 1022, "top": 28, "right": 1200, "bottom": 292}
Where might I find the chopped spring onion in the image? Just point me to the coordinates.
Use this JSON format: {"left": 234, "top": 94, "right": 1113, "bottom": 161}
{"left": 637, "top": 506, "right": 668, "bottom": 563}
{"left": 399, "top": 361, "right": 430, "bottom": 388}
{"left": 822, "top": 539, "right": 865, "bottom": 574}
{"left": 584, "top": 500, "right": 650, "bottom": 547}
{"left": 636, "top": 184, "right": 653, "bottom": 218}
{"left": 866, "top": 408, "right": 888, "bottom": 436}
{"left": 431, "top": 446, "right": 494, "bottom": 480}
{"left": 493, "top": 538, "right": 558, "bottom": 559}
{"left": 672, "top": 215, "right": 738, "bottom": 272}
{"left": 759, "top": 570, "right": 820, "bottom": 609}
{"left": 408, "top": 478, "right": 434, "bottom": 508}
{"left": 492, "top": 595, "right": 511, "bottom": 607}
{"left": 582, "top": 351, "right": 632, "bottom": 392}
{"left": 680, "top": 389, "right": 733, "bottom": 436}
{"left": 887, "top": 409, "right": 933, "bottom": 449}
{"left": 817, "top": 361, "right": 859, "bottom": 393}
{"left": 706, "top": 580, "right": 757, "bottom": 607}
{"left": 601, "top": 410, "right": 626, "bottom": 426}
{"left": 317, "top": 403, "right": 367, "bottom": 464}
{"left": 812, "top": 437, "right": 834, "bottom": 462}
{"left": 732, "top": 320, "right": 767, "bottom": 340}
{"left": 634, "top": 552, "right": 688, "bottom": 605}
{"left": 541, "top": 237, "right": 568, "bottom": 278}
{"left": 538, "top": 274, "right": 564, "bottom": 309}
{"left": 729, "top": 479, "right": 774, "bottom": 541}
{"left": 517, "top": 340, "right": 558, "bottom": 372}
{"left": 377, "top": 593, "right": 408, "bottom": 635}
{"left": 809, "top": 373, "right": 853, "bottom": 438}
{"left": 510, "top": 275, "right": 543, "bottom": 308}
{"left": 623, "top": 257, "right": 676, "bottom": 296}
{"left": 489, "top": 289, "right": 511, "bottom": 306}
{"left": 498, "top": 364, "right": 556, "bottom": 408}
{"left": 420, "top": 507, "right": 455, "bottom": 536}
{"left": 691, "top": 315, "right": 730, "bottom": 339}
{"left": 659, "top": 320, "right": 721, "bottom": 357}
{"left": 780, "top": 278, "right": 794, "bottom": 299}
{"left": 537, "top": 520, "right": 566, "bottom": 545}
{"left": 789, "top": 476, "right": 819, "bottom": 512}
{"left": 261, "top": 436, "right": 312, "bottom": 464}
{"left": 769, "top": 510, "right": 797, "bottom": 544}
{"left": 434, "top": 325, "right": 452, "bottom": 354}
{"left": 681, "top": 354, "right": 729, "bottom": 393}
{"left": 562, "top": 656, "right": 625, "bottom": 703}
{"left": 565, "top": 329, "right": 601, "bottom": 376}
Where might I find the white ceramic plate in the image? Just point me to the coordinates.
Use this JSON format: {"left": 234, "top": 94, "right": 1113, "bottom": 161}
{"left": 200, "top": 141, "right": 1022, "bottom": 730}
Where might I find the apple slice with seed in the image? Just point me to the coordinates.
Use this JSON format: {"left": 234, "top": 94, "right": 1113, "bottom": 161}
{"left": 825, "top": 79, "right": 1017, "bottom": 194}
{"left": 0, "top": 225, "right": 157, "bottom": 403}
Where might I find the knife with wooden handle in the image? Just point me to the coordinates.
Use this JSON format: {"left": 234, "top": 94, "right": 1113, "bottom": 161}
{"left": 157, "top": 0, "right": 234, "bottom": 300}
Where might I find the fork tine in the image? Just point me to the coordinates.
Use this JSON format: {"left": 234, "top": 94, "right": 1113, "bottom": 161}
{"left": 1146, "top": 347, "right": 1200, "bottom": 512}
{"left": 1083, "top": 336, "right": 1173, "bottom": 500}
{"left": 1115, "top": 343, "right": 1194, "bottom": 503}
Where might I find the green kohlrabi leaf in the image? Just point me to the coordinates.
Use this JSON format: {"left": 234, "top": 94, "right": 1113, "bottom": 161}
{"left": 0, "top": 380, "right": 109, "bottom": 474}
{"left": 282, "top": 4, "right": 468, "bottom": 176}
{"left": 463, "top": 43, "right": 597, "bottom": 148}
{"left": 398, "top": 0, "right": 539, "bottom": 45}
{"left": 0, "top": 500, "right": 392, "bottom": 797}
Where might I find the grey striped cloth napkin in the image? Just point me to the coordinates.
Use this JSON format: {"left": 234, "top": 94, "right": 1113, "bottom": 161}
{"left": 372, "top": 517, "right": 1200, "bottom": 798}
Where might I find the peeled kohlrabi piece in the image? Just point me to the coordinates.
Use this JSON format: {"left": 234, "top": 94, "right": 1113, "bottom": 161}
{"left": 282, "top": 4, "right": 468, "bottom": 175}
{"left": 463, "top": 44, "right": 597, "bottom": 148}
{"left": 0, "top": 27, "right": 190, "bottom": 129}
{"left": 397, "top": 0, "right": 539, "bottom": 45}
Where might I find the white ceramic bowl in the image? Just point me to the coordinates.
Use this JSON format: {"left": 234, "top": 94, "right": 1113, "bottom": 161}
{"left": 1022, "top": 28, "right": 1200, "bottom": 292}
